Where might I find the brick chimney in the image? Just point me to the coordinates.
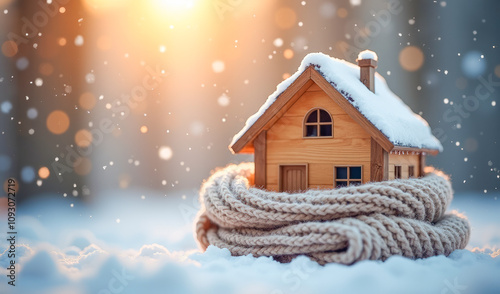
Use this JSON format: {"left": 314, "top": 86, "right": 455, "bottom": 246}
{"left": 357, "top": 50, "right": 378, "bottom": 93}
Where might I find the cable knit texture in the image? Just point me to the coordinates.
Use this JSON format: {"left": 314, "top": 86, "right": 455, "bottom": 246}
{"left": 195, "top": 163, "right": 470, "bottom": 265}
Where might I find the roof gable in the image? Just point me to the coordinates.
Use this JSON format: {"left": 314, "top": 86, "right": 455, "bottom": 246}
{"left": 230, "top": 66, "right": 315, "bottom": 153}
{"left": 230, "top": 53, "right": 443, "bottom": 154}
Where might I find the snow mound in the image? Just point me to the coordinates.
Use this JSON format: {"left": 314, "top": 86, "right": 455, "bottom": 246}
{"left": 0, "top": 191, "right": 497, "bottom": 294}
{"left": 137, "top": 243, "right": 171, "bottom": 259}
{"left": 358, "top": 49, "right": 378, "bottom": 61}
{"left": 3, "top": 243, "right": 499, "bottom": 294}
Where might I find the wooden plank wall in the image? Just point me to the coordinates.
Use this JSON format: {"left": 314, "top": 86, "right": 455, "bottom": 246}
{"left": 388, "top": 154, "right": 421, "bottom": 180}
{"left": 254, "top": 131, "right": 266, "bottom": 188}
{"left": 370, "top": 138, "right": 388, "bottom": 181}
{"left": 265, "top": 82, "right": 372, "bottom": 191}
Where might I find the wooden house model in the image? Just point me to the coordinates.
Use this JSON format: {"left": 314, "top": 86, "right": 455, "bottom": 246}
{"left": 229, "top": 51, "right": 442, "bottom": 193}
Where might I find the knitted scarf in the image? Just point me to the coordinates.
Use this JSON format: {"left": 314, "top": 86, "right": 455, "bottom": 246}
{"left": 195, "top": 163, "right": 470, "bottom": 265}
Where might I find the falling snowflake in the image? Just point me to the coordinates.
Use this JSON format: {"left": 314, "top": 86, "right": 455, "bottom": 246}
{"left": 159, "top": 146, "right": 173, "bottom": 160}
{"left": 212, "top": 60, "right": 225, "bottom": 73}
{"left": 273, "top": 38, "right": 284, "bottom": 47}
{"left": 74, "top": 35, "right": 84, "bottom": 46}
{"left": 217, "top": 93, "right": 230, "bottom": 107}
{"left": 85, "top": 73, "right": 95, "bottom": 84}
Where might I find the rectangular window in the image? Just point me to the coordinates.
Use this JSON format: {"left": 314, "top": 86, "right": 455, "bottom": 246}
{"left": 408, "top": 166, "right": 415, "bottom": 178}
{"left": 335, "top": 166, "right": 362, "bottom": 187}
{"left": 395, "top": 165, "right": 402, "bottom": 179}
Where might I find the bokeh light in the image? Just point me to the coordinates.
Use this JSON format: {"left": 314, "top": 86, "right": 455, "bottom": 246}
{"left": 74, "top": 35, "right": 84, "bottom": 46}
{"left": 319, "top": 2, "right": 336, "bottom": 18}
{"left": 1, "top": 40, "right": 18, "bottom": 57}
{"left": 284, "top": 49, "right": 294, "bottom": 59}
{"left": 140, "top": 126, "right": 148, "bottom": 133}
{"left": 158, "top": 146, "right": 173, "bottom": 160}
{"left": 79, "top": 92, "right": 97, "bottom": 110}
{"left": 0, "top": 154, "right": 11, "bottom": 172}
{"left": 399, "top": 46, "right": 424, "bottom": 72}
{"left": 337, "top": 7, "right": 348, "bottom": 18}
{"left": 27, "top": 108, "right": 38, "bottom": 119}
{"left": 189, "top": 121, "right": 204, "bottom": 136}
{"left": 212, "top": 60, "right": 225, "bottom": 73}
{"left": 273, "top": 38, "right": 284, "bottom": 47}
{"left": 35, "top": 78, "right": 43, "bottom": 87}
{"left": 21, "top": 166, "right": 36, "bottom": 183}
{"left": 1, "top": 101, "right": 12, "bottom": 113}
{"left": 75, "top": 129, "right": 93, "bottom": 147}
{"left": 85, "top": 73, "right": 96, "bottom": 84}
{"left": 39, "top": 63, "right": 54, "bottom": 76}
{"left": 275, "top": 7, "right": 296, "bottom": 29}
{"left": 119, "top": 174, "right": 130, "bottom": 189}
{"left": 38, "top": 166, "right": 50, "bottom": 179}
{"left": 46, "top": 110, "right": 70, "bottom": 135}
{"left": 461, "top": 51, "right": 486, "bottom": 78}
{"left": 0, "top": 0, "right": 13, "bottom": 8}
{"left": 58, "top": 37, "right": 67, "bottom": 46}
{"left": 217, "top": 94, "right": 230, "bottom": 107}
{"left": 16, "top": 57, "right": 29, "bottom": 70}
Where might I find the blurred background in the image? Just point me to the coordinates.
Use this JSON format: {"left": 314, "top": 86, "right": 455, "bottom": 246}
{"left": 0, "top": 0, "right": 499, "bottom": 202}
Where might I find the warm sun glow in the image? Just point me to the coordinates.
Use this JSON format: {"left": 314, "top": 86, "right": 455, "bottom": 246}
{"left": 153, "top": 0, "right": 197, "bottom": 10}
{"left": 84, "top": 0, "right": 200, "bottom": 16}
{"left": 83, "top": 0, "right": 124, "bottom": 12}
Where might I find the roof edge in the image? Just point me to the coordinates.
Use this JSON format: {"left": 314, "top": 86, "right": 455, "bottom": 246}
{"left": 228, "top": 66, "right": 315, "bottom": 154}
{"left": 392, "top": 146, "right": 440, "bottom": 156}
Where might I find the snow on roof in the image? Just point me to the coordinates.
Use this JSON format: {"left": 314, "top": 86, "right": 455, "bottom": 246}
{"left": 231, "top": 52, "right": 443, "bottom": 151}
{"left": 358, "top": 50, "right": 378, "bottom": 61}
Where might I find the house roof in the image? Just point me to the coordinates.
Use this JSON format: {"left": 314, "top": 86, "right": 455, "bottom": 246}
{"left": 229, "top": 52, "right": 443, "bottom": 154}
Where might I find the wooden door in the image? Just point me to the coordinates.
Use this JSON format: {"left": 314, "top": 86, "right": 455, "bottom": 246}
{"left": 280, "top": 165, "right": 307, "bottom": 193}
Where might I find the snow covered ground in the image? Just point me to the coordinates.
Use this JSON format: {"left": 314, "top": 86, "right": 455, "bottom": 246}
{"left": 0, "top": 189, "right": 499, "bottom": 294}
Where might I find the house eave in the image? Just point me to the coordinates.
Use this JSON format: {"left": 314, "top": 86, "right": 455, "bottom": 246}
{"left": 228, "top": 66, "right": 315, "bottom": 154}
{"left": 391, "top": 146, "right": 440, "bottom": 156}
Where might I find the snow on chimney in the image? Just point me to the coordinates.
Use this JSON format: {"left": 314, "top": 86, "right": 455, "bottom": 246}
{"left": 357, "top": 50, "right": 378, "bottom": 93}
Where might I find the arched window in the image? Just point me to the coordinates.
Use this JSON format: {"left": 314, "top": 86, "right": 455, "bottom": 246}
{"left": 304, "top": 108, "right": 333, "bottom": 137}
